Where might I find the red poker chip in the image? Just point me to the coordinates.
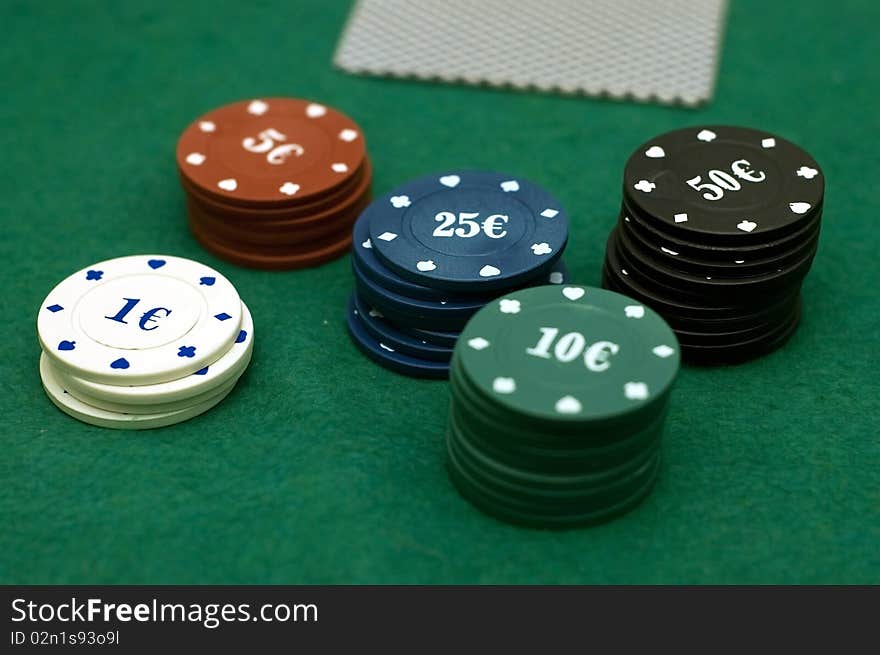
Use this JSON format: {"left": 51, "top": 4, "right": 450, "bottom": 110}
{"left": 176, "top": 98, "right": 366, "bottom": 208}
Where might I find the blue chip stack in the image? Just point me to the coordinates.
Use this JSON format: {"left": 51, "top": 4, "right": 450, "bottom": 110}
{"left": 346, "top": 171, "right": 571, "bottom": 378}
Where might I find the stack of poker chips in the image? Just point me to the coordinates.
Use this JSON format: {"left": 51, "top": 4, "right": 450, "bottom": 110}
{"left": 345, "top": 171, "right": 571, "bottom": 378}
{"left": 36, "top": 255, "right": 253, "bottom": 430}
{"left": 446, "top": 286, "right": 680, "bottom": 528}
{"left": 603, "top": 126, "right": 824, "bottom": 365}
{"left": 176, "top": 97, "right": 372, "bottom": 270}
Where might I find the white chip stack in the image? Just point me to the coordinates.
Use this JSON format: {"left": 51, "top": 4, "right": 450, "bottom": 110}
{"left": 36, "top": 254, "right": 253, "bottom": 429}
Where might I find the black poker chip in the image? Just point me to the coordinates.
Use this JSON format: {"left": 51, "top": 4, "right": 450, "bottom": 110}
{"left": 603, "top": 125, "right": 824, "bottom": 365}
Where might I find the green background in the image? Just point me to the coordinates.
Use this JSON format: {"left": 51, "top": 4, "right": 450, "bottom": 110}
{"left": 2, "top": 0, "right": 879, "bottom": 584}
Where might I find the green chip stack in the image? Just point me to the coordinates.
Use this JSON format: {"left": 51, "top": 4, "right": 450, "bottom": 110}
{"left": 447, "top": 285, "right": 681, "bottom": 528}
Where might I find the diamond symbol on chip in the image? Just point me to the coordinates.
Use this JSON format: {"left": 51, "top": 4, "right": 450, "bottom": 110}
{"left": 674, "top": 213, "right": 688, "bottom": 223}
{"left": 624, "top": 382, "right": 649, "bottom": 400}
{"left": 540, "top": 208, "right": 559, "bottom": 219}
{"left": 339, "top": 129, "right": 358, "bottom": 142}
{"left": 306, "top": 103, "right": 327, "bottom": 118}
{"left": 247, "top": 100, "right": 269, "bottom": 115}
{"left": 377, "top": 232, "right": 398, "bottom": 242}
{"left": 198, "top": 121, "right": 216, "bottom": 132}
{"left": 761, "top": 138, "right": 777, "bottom": 148}
{"left": 624, "top": 305, "right": 645, "bottom": 319}
{"left": 531, "top": 243, "right": 552, "bottom": 256}
{"left": 467, "top": 337, "right": 490, "bottom": 351}
{"left": 555, "top": 396, "right": 582, "bottom": 414}
{"left": 390, "top": 195, "right": 411, "bottom": 208}
{"left": 493, "top": 377, "right": 516, "bottom": 394}
{"left": 696, "top": 129, "right": 716, "bottom": 142}
{"left": 500, "top": 180, "right": 519, "bottom": 192}
{"left": 499, "top": 299, "right": 521, "bottom": 314}
{"left": 279, "top": 182, "right": 300, "bottom": 196}
{"left": 185, "top": 152, "right": 205, "bottom": 166}
{"left": 796, "top": 166, "right": 818, "bottom": 180}
{"left": 652, "top": 345, "right": 675, "bottom": 358}
{"left": 634, "top": 180, "right": 656, "bottom": 193}
{"left": 331, "top": 163, "right": 349, "bottom": 173}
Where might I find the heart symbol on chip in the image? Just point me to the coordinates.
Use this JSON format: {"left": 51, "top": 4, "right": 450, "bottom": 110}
{"left": 58, "top": 340, "right": 76, "bottom": 351}
{"left": 218, "top": 178, "right": 238, "bottom": 191}
{"left": 439, "top": 175, "right": 460, "bottom": 188}
{"left": 789, "top": 202, "right": 811, "bottom": 215}
{"left": 199, "top": 276, "right": 215, "bottom": 286}
{"left": 555, "top": 396, "right": 582, "bottom": 414}
{"left": 148, "top": 259, "right": 166, "bottom": 269}
{"left": 562, "top": 287, "right": 584, "bottom": 301}
{"left": 624, "top": 305, "right": 645, "bottom": 319}
{"left": 737, "top": 220, "right": 757, "bottom": 233}
{"left": 645, "top": 146, "right": 665, "bottom": 158}
{"left": 500, "top": 180, "right": 520, "bottom": 192}
{"left": 185, "top": 152, "right": 205, "bottom": 166}
{"left": 697, "top": 129, "right": 717, "bottom": 142}
{"left": 479, "top": 265, "right": 501, "bottom": 278}
{"left": 493, "top": 377, "right": 516, "bottom": 394}
{"left": 468, "top": 337, "right": 490, "bottom": 351}
{"left": 110, "top": 358, "right": 130, "bottom": 370}
{"left": 417, "top": 260, "right": 437, "bottom": 272}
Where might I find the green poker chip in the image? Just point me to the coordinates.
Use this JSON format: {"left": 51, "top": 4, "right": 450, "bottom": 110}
{"left": 455, "top": 285, "right": 680, "bottom": 427}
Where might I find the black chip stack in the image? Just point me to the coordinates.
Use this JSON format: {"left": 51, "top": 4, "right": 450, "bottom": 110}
{"left": 602, "top": 126, "right": 824, "bottom": 365}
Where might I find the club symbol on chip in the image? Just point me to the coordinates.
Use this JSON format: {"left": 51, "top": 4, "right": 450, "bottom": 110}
{"left": 531, "top": 243, "right": 552, "bottom": 256}
{"left": 634, "top": 180, "right": 656, "bottom": 193}
{"left": 696, "top": 129, "right": 717, "bottom": 142}
{"left": 500, "top": 180, "right": 519, "bottom": 192}
{"left": 498, "top": 299, "right": 521, "bottom": 314}
{"left": 624, "top": 305, "right": 645, "bottom": 319}
{"left": 796, "top": 166, "right": 818, "bottom": 179}
{"left": 389, "top": 195, "right": 410, "bottom": 208}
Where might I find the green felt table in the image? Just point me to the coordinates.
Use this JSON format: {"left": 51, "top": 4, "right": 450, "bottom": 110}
{"left": 2, "top": 0, "right": 879, "bottom": 585}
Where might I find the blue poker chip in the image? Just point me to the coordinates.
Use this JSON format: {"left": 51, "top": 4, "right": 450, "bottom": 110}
{"left": 352, "top": 256, "right": 572, "bottom": 332}
{"left": 365, "top": 171, "right": 569, "bottom": 291}
{"left": 399, "top": 325, "right": 460, "bottom": 348}
{"left": 345, "top": 295, "right": 449, "bottom": 379}
{"left": 352, "top": 209, "right": 450, "bottom": 301}
{"left": 352, "top": 293, "right": 453, "bottom": 362}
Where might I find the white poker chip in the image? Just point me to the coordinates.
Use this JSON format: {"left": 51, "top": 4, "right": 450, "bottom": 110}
{"left": 55, "top": 301, "right": 254, "bottom": 405}
{"left": 53, "top": 368, "right": 242, "bottom": 415}
{"left": 40, "top": 354, "right": 236, "bottom": 430}
{"left": 38, "top": 255, "right": 243, "bottom": 385}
